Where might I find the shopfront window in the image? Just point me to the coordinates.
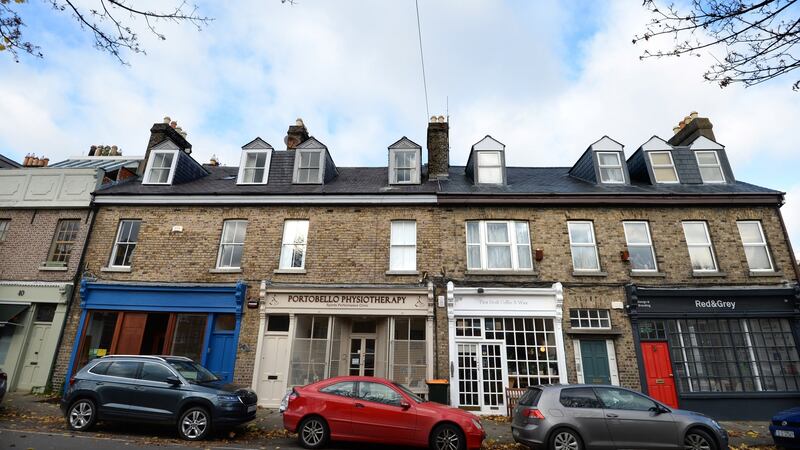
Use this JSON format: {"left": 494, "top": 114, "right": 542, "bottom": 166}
{"left": 392, "top": 318, "right": 427, "bottom": 391}
{"left": 668, "top": 318, "right": 800, "bottom": 393}
{"left": 484, "top": 317, "right": 560, "bottom": 387}
{"left": 35, "top": 304, "right": 57, "bottom": 323}
{"left": 455, "top": 318, "right": 481, "bottom": 337}
{"left": 171, "top": 314, "right": 207, "bottom": 362}
{"left": 80, "top": 311, "right": 119, "bottom": 367}
{"left": 290, "top": 316, "right": 329, "bottom": 386}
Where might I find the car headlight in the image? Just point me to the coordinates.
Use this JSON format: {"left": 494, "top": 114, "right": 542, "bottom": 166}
{"left": 471, "top": 418, "right": 483, "bottom": 430}
{"left": 217, "top": 394, "right": 241, "bottom": 403}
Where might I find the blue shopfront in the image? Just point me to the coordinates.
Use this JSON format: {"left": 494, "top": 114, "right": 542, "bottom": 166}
{"left": 65, "top": 280, "right": 246, "bottom": 391}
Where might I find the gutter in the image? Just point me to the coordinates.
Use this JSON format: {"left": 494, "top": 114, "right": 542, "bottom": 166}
{"left": 436, "top": 193, "right": 783, "bottom": 206}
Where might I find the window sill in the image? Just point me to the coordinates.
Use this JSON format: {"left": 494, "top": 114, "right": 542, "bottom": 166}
{"left": 692, "top": 271, "right": 727, "bottom": 278}
{"left": 566, "top": 328, "right": 624, "bottom": 336}
{"left": 572, "top": 271, "right": 607, "bottom": 277}
{"left": 748, "top": 270, "right": 784, "bottom": 277}
{"left": 465, "top": 270, "right": 538, "bottom": 276}
{"left": 274, "top": 268, "right": 307, "bottom": 274}
{"left": 38, "top": 265, "right": 68, "bottom": 272}
{"left": 209, "top": 268, "right": 242, "bottom": 274}
{"left": 630, "top": 271, "right": 666, "bottom": 277}
{"left": 385, "top": 270, "right": 419, "bottom": 276}
{"left": 101, "top": 266, "right": 132, "bottom": 273}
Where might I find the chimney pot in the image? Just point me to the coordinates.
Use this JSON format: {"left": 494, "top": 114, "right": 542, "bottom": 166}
{"left": 170, "top": 121, "right": 178, "bottom": 128}
{"left": 673, "top": 126, "right": 681, "bottom": 134}
{"left": 690, "top": 111, "right": 698, "bottom": 119}
{"left": 42, "top": 157, "right": 49, "bottom": 167}
{"left": 163, "top": 116, "right": 171, "bottom": 124}
{"left": 110, "top": 145, "right": 119, "bottom": 156}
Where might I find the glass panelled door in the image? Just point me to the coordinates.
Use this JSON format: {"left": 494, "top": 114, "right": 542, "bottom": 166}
{"left": 481, "top": 343, "right": 505, "bottom": 412}
{"left": 349, "top": 336, "right": 376, "bottom": 376}
{"left": 457, "top": 343, "right": 479, "bottom": 407}
{"left": 456, "top": 341, "right": 507, "bottom": 413}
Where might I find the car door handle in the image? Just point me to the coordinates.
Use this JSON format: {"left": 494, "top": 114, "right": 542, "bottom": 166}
{"left": 355, "top": 402, "right": 365, "bottom": 408}
{"left": 606, "top": 413, "right": 619, "bottom": 418}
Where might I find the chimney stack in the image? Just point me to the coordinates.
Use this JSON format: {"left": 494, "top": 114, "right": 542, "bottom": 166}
{"left": 426, "top": 115, "right": 449, "bottom": 180}
{"left": 22, "top": 153, "right": 48, "bottom": 167}
{"left": 285, "top": 118, "right": 309, "bottom": 149}
{"left": 137, "top": 116, "right": 193, "bottom": 175}
{"left": 209, "top": 154, "right": 219, "bottom": 166}
{"left": 668, "top": 111, "right": 716, "bottom": 146}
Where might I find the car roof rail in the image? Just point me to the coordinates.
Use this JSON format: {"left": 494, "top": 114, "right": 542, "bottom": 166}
{"left": 101, "top": 354, "right": 168, "bottom": 362}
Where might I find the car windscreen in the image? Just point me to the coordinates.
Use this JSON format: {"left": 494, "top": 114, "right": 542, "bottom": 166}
{"left": 167, "top": 360, "right": 219, "bottom": 383}
{"left": 392, "top": 382, "right": 425, "bottom": 403}
{"left": 519, "top": 388, "right": 543, "bottom": 407}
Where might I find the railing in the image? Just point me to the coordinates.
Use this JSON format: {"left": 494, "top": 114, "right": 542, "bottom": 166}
{"left": 505, "top": 387, "right": 527, "bottom": 416}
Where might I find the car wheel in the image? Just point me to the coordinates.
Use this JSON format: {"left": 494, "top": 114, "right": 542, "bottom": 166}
{"left": 298, "top": 416, "right": 329, "bottom": 449}
{"left": 430, "top": 423, "right": 465, "bottom": 450}
{"left": 550, "top": 428, "right": 582, "bottom": 450}
{"left": 178, "top": 406, "right": 211, "bottom": 441}
{"left": 67, "top": 398, "right": 97, "bottom": 431}
{"left": 685, "top": 429, "right": 716, "bottom": 450}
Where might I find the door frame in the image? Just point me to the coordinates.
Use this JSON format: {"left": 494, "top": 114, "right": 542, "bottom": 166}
{"left": 348, "top": 333, "right": 377, "bottom": 376}
{"left": 573, "top": 339, "right": 620, "bottom": 385}
{"left": 453, "top": 339, "right": 509, "bottom": 414}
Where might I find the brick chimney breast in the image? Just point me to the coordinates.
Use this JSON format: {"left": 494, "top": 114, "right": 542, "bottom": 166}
{"left": 285, "top": 118, "right": 310, "bottom": 149}
{"left": 668, "top": 113, "right": 716, "bottom": 146}
{"left": 426, "top": 116, "right": 449, "bottom": 179}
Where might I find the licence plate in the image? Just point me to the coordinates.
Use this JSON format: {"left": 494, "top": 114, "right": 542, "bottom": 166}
{"left": 776, "top": 430, "right": 795, "bottom": 438}
{"left": 247, "top": 405, "right": 257, "bottom": 413}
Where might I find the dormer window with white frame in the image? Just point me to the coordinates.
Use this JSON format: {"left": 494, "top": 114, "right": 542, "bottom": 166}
{"left": 597, "top": 152, "right": 625, "bottom": 184}
{"left": 648, "top": 151, "right": 679, "bottom": 184}
{"left": 388, "top": 137, "right": 421, "bottom": 185}
{"left": 695, "top": 151, "right": 725, "bottom": 183}
{"left": 237, "top": 138, "right": 273, "bottom": 185}
{"left": 143, "top": 149, "right": 178, "bottom": 185}
{"left": 296, "top": 150, "right": 322, "bottom": 183}
{"left": 469, "top": 135, "right": 506, "bottom": 185}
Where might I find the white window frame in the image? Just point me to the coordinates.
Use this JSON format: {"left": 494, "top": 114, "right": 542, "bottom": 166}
{"left": 464, "top": 220, "right": 532, "bottom": 271}
{"left": 142, "top": 149, "right": 179, "bottom": 185}
{"left": 597, "top": 152, "right": 625, "bottom": 184}
{"left": 389, "top": 220, "right": 417, "bottom": 271}
{"left": 389, "top": 149, "right": 420, "bottom": 185}
{"left": 648, "top": 151, "right": 680, "bottom": 184}
{"left": 0, "top": 219, "right": 9, "bottom": 241}
{"left": 694, "top": 150, "right": 726, "bottom": 184}
{"left": 294, "top": 149, "right": 324, "bottom": 184}
{"left": 736, "top": 221, "right": 774, "bottom": 272}
{"left": 108, "top": 219, "right": 141, "bottom": 268}
{"left": 569, "top": 309, "right": 612, "bottom": 330}
{"left": 622, "top": 221, "right": 658, "bottom": 272}
{"left": 476, "top": 151, "right": 504, "bottom": 184}
{"left": 237, "top": 150, "right": 271, "bottom": 185}
{"left": 682, "top": 221, "right": 718, "bottom": 272}
{"left": 216, "top": 220, "right": 248, "bottom": 269}
{"left": 567, "top": 221, "right": 601, "bottom": 272}
{"left": 279, "top": 219, "right": 310, "bottom": 269}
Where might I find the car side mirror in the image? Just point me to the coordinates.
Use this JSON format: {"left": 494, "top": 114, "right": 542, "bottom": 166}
{"left": 165, "top": 376, "right": 181, "bottom": 386}
{"left": 400, "top": 401, "right": 411, "bottom": 410}
{"left": 650, "top": 405, "right": 668, "bottom": 414}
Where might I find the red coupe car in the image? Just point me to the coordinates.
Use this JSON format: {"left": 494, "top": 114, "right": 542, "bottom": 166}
{"left": 282, "top": 376, "right": 485, "bottom": 450}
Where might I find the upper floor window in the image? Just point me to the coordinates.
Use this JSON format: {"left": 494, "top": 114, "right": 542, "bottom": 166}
{"left": 295, "top": 150, "right": 322, "bottom": 184}
{"left": 391, "top": 150, "right": 419, "bottom": 184}
{"left": 568, "top": 221, "right": 600, "bottom": 271}
{"left": 109, "top": 219, "right": 141, "bottom": 268}
{"left": 279, "top": 220, "right": 309, "bottom": 269}
{"left": 143, "top": 150, "right": 178, "bottom": 185}
{"left": 648, "top": 151, "right": 679, "bottom": 183}
{"left": 597, "top": 152, "right": 624, "bottom": 184}
{"left": 622, "top": 221, "right": 657, "bottom": 271}
{"left": 465, "top": 220, "right": 532, "bottom": 271}
{"left": 47, "top": 219, "right": 80, "bottom": 266}
{"left": 682, "top": 221, "right": 718, "bottom": 272}
{"left": 237, "top": 150, "right": 270, "bottom": 184}
{"left": 217, "top": 220, "right": 248, "bottom": 269}
{"left": 390, "top": 220, "right": 416, "bottom": 271}
{"left": 695, "top": 151, "right": 725, "bottom": 183}
{"left": 0, "top": 219, "right": 9, "bottom": 241}
{"left": 570, "top": 309, "right": 611, "bottom": 329}
{"left": 476, "top": 152, "right": 503, "bottom": 184}
{"left": 737, "top": 221, "right": 774, "bottom": 271}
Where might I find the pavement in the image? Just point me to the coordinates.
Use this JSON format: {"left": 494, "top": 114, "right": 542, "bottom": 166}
{"left": 0, "top": 392, "right": 779, "bottom": 449}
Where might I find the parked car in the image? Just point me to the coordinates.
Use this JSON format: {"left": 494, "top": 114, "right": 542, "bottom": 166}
{"left": 282, "top": 376, "right": 485, "bottom": 450}
{"left": 511, "top": 385, "right": 729, "bottom": 450}
{"left": 770, "top": 407, "right": 800, "bottom": 449}
{"left": 61, "top": 355, "right": 257, "bottom": 440}
{"left": 0, "top": 369, "right": 7, "bottom": 404}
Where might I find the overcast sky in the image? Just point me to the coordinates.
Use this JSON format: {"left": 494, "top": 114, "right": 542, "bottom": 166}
{"left": 1, "top": 0, "right": 798, "bottom": 255}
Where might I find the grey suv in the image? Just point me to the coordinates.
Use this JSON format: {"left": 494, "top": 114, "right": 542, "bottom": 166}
{"left": 511, "top": 385, "right": 728, "bottom": 450}
{"left": 61, "top": 355, "right": 257, "bottom": 440}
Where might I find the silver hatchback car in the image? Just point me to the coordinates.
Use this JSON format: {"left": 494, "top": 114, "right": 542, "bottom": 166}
{"left": 511, "top": 385, "right": 729, "bottom": 450}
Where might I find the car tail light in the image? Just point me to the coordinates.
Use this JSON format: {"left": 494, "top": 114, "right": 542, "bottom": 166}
{"left": 523, "top": 408, "right": 545, "bottom": 420}
{"left": 69, "top": 376, "right": 76, "bottom": 387}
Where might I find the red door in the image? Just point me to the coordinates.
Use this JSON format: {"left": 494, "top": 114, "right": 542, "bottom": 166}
{"left": 641, "top": 342, "right": 678, "bottom": 408}
{"left": 114, "top": 313, "right": 147, "bottom": 354}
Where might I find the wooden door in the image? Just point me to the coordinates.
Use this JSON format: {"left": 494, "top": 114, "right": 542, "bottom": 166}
{"left": 580, "top": 340, "right": 611, "bottom": 385}
{"left": 641, "top": 342, "right": 678, "bottom": 408}
{"left": 113, "top": 313, "right": 147, "bottom": 355}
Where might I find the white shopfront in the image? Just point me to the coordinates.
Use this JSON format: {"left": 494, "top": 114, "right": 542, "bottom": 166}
{"left": 447, "top": 282, "right": 568, "bottom": 414}
{"left": 253, "top": 283, "right": 435, "bottom": 407}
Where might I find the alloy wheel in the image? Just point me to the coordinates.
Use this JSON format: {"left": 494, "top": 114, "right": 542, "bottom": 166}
{"left": 685, "top": 433, "right": 712, "bottom": 450}
{"left": 69, "top": 401, "right": 92, "bottom": 429}
{"left": 553, "top": 431, "right": 580, "bottom": 450}
{"left": 301, "top": 419, "right": 325, "bottom": 446}
{"left": 181, "top": 410, "right": 208, "bottom": 439}
{"left": 434, "top": 427, "right": 461, "bottom": 450}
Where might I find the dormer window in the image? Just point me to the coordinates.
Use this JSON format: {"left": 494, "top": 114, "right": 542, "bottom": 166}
{"left": 597, "top": 152, "right": 624, "bottom": 184}
{"left": 388, "top": 137, "right": 421, "bottom": 185}
{"left": 477, "top": 152, "right": 503, "bottom": 184}
{"left": 238, "top": 150, "right": 270, "bottom": 184}
{"left": 648, "top": 151, "right": 679, "bottom": 183}
{"left": 296, "top": 149, "right": 321, "bottom": 183}
{"left": 695, "top": 151, "right": 725, "bottom": 183}
{"left": 143, "top": 150, "right": 178, "bottom": 185}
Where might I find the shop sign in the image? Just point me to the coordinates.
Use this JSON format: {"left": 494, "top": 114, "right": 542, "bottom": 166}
{"left": 633, "top": 289, "right": 795, "bottom": 315}
{"left": 265, "top": 291, "right": 429, "bottom": 312}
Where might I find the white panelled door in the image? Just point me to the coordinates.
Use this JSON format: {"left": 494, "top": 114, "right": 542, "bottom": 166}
{"left": 259, "top": 333, "right": 290, "bottom": 407}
